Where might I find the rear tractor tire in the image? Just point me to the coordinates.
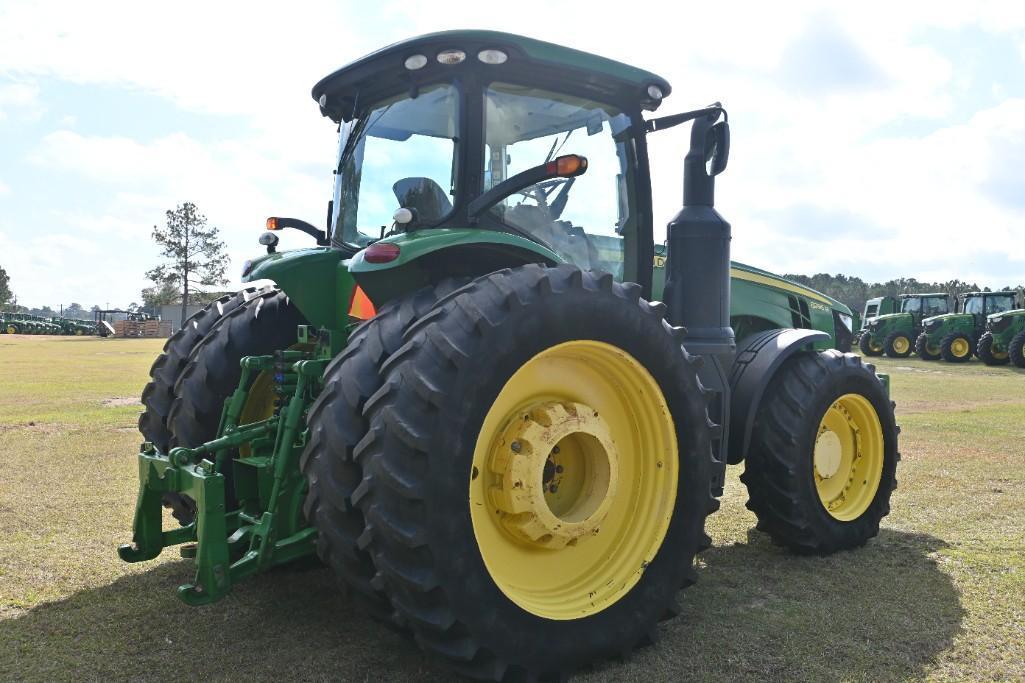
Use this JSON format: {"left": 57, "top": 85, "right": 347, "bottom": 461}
{"left": 915, "top": 333, "right": 941, "bottom": 361}
{"left": 741, "top": 350, "right": 899, "bottom": 554}
{"left": 883, "top": 331, "right": 912, "bottom": 358}
{"left": 1009, "top": 330, "right": 1025, "bottom": 369}
{"left": 301, "top": 278, "right": 469, "bottom": 626}
{"left": 858, "top": 332, "right": 883, "bottom": 357}
{"left": 940, "top": 333, "right": 973, "bottom": 363}
{"left": 137, "top": 287, "right": 305, "bottom": 523}
{"left": 976, "top": 332, "right": 1009, "bottom": 366}
{"left": 348, "top": 264, "right": 715, "bottom": 680}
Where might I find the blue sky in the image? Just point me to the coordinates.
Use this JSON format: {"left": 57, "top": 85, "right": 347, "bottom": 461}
{"left": 1, "top": 1, "right": 1024, "bottom": 309}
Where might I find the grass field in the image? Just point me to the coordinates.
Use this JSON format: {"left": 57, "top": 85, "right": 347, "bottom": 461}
{"left": 1, "top": 334, "right": 1022, "bottom": 681}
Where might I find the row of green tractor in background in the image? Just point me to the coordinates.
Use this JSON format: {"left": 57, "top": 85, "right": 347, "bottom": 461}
{"left": 856, "top": 291, "right": 1025, "bottom": 367}
{"left": 1, "top": 311, "right": 97, "bottom": 336}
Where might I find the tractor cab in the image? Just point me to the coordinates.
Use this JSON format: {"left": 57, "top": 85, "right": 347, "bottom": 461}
{"left": 263, "top": 30, "right": 724, "bottom": 304}
{"left": 958, "top": 291, "right": 1016, "bottom": 322}
{"left": 897, "top": 293, "right": 949, "bottom": 324}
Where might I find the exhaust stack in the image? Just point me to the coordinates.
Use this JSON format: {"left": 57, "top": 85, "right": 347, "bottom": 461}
{"left": 662, "top": 105, "right": 734, "bottom": 354}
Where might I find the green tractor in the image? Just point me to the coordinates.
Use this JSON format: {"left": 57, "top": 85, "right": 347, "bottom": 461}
{"left": 979, "top": 305, "right": 1025, "bottom": 367}
{"left": 52, "top": 317, "right": 98, "bottom": 336}
{"left": 858, "top": 292, "right": 950, "bottom": 358}
{"left": 916, "top": 291, "right": 1020, "bottom": 363}
{"left": 121, "top": 32, "right": 899, "bottom": 679}
{"left": 4, "top": 312, "right": 60, "bottom": 335}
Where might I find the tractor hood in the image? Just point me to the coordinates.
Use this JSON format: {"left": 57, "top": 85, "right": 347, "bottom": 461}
{"left": 988, "top": 309, "right": 1025, "bottom": 322}
{"left": 868, "top": 312, "right": 910, "bottom": 326}
{"left": 923, "top": 312, "right": 971, "bottom": 325}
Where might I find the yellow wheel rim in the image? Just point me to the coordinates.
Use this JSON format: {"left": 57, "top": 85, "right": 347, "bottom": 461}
{"left": 951, "top": 338, "right": 970, "bottom": 358}
{"left": 992, "top": 347, "right": 1008, "bottom": 360}
{"left": 470, "top": 340, "right": 678, "bottom": 620}
{"left": 6, "top": 325, "right": 16, "bottom": 334}
{"left": 869, "top": 338, "right": 883, "bottom": 353}
{"left": 892, "top": 336, "right": 910, "bottom": 354}
{"left": 814, "top": 393, "right": 884, "bottom": 521}
{"left": 237, "top": 371, "right": 277, "bottom": 457}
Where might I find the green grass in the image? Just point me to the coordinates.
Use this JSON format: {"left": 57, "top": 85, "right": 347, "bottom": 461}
{"left": 1, "top": 336, "right": 1022, "bottom": 681}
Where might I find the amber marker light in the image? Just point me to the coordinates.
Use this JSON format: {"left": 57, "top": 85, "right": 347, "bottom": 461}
{"left": 266, "top": 217, "right": 279, "bottom": 230}
{"left": 546, "top": 154, "right": 588, "bottom": 177}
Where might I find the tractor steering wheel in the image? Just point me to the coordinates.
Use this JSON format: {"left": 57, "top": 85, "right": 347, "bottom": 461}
{"left": 517, "top": 177, "right": 576, "bottom": 221}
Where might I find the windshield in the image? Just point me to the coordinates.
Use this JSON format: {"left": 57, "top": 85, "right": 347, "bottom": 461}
{"left": 986, "top": 295, "right": 1014, "bottom": 314}
{"left": 901, "top": 298, "right": 921, "bottom": 313}
{"left": 332, "top": 84, "right": 459, "bottom": 247}
{"left": 923, "top": 297, "right": 948, "bottom": 316}
{"left": 484, "top": 83, "right": 633, "bottom": 277}
{"left": 964, "top": 297, "right": 983, "bottom": 315}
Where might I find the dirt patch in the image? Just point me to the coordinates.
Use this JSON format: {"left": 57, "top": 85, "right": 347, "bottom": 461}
{"left": 102, "top": 397, "right": 142, "bottom": 408}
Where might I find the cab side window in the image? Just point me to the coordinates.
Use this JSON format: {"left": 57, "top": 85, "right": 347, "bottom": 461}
{"left": 986, "top": 296, "right": 1013, "bottom": 314}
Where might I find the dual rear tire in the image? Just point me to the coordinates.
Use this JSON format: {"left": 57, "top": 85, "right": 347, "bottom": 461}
{"left": 136, "top": 287, "right": 306, "bottom": 522}
{"left": 304, "top": 265, "right": 715, "bottom": 679}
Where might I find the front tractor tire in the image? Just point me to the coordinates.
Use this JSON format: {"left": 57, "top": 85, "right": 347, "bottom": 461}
{"left": 940, "top": 332, "right": 973, "bottom": 363}
{"left": 858, "top": 332, "right": 883, "bottom": 357}
{"left": 976, "top": 332, "right": 1009, "bottom": 366}
{"left": 1009, "top": 330, "right": 1025, "bottom": 369}
{"left": 915, "top": 333, "right": 941, "bottom": 361}
{"left": 347, "top": 265, "right": 714, "bottom": 680}
{"left": 883, "top": 331, "right": 912, "bottom": 358}
{"left": 741, "top": 351, "right": 899, "bottom": 554}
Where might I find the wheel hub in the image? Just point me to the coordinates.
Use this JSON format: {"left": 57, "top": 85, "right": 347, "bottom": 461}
{"left": 489, "top": 401, "right": 619, "bottom": 549}
{"left": 814, "top": 429, "right": 843, "bottom": 479}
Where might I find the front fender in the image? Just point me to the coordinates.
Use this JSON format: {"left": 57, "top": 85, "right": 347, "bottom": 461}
{"left": 727, "top": 328, "right": 830, "bottom": 465}
{"left": 347, "top": 228, "right": 562, "bottom": 305}
{"left": 243, "top": 247, "right": 354, "bottom": 331}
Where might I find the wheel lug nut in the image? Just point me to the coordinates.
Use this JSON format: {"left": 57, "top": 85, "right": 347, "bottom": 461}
{"left": 555, "top": 465, "right": 564, "bottom": 473}
{"left": 510, "top": 441, "right": 522, "bottom": 453}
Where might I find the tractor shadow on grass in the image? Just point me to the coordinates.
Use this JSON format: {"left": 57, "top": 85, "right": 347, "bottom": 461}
{"left": 0, "top": 529, "right": 963, "bottom": 682}
{"left": 586, "top": 528, "right": 966, "bottom": 682}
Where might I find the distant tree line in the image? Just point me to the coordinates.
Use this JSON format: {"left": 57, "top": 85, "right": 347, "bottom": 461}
{"left": 782, "top": 273, "right": 1025, "bottom": 314}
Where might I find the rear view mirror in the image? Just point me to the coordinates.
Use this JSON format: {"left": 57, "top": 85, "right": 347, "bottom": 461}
{"left": 706, "top": 121, "right": 730, "bottom": 177}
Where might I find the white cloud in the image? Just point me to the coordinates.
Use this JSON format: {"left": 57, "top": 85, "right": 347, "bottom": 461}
{"left": 2, "top": 0, "right": 1025, "bottom": 308}
{"left": 0, "top": 179, "right": 10, "bottom": 196}
{"left": 0, "top": 80, "right": 41, "bottom": 120}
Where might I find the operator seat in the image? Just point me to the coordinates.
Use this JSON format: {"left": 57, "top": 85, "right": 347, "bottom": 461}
{"left": 393, "top": 177, "right": 453, "bottom": 224}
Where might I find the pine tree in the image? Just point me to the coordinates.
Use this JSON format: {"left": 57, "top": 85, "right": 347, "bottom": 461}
{"left": 145, "top": 203, "right": 229, "bottom": 325}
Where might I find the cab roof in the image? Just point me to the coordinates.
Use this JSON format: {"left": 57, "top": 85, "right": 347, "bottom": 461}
{"left": 959, "top": 291, "right": 1013, "bottom": 297}
{"left": 899, "top": 292, "right": 948, "bottom": 299}
{"left": 312, "top": 30, "right": 671, "bottom": 121}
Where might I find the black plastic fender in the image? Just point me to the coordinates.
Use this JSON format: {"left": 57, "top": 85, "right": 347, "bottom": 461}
{"left": 726, "top": 328, "right": 830, "bottom": 465}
